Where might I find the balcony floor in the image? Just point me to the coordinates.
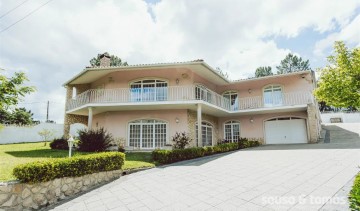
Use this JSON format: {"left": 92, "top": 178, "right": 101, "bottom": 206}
{"left": 66, "top": 100, "right": 308, "bottom": 117}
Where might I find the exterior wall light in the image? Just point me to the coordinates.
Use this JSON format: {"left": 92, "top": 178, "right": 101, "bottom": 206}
{"left": 176, "top": 78, "right": 180, "bottom": 84}
{"left": 248, "top": 89, "right": 252, "bottom": 93}
{"left": 175, "top": 117, "right": 180, "bottom": 123}
{"left": 250, "top": 118, "right": 254, "bottom": 123}
{"left": 67, "top": 135, "right": 74, "bottom": 158}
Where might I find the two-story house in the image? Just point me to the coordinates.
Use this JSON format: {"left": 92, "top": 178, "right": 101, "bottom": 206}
{"left": 63, "top": 53, "right": 321, "bottom": 150}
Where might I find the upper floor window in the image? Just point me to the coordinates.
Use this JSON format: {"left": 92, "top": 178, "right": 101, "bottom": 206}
{"left": 130, "top": 79, "right": 168, "bottom": 102}
{"left": 223, "top": 91, "right": 238, "bottom": 111}
{"left": 224, "top": 120, "right": 240, "bottom": 142}
{"left": 195, "top": 84, "right": 212, "bottom": 103}
{"left": 263, "top": 85, "right": 283, "bottom": 107}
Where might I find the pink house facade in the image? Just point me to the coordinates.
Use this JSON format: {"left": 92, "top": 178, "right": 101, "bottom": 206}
{"left": 63, "top": 55, "right": 321, "bottom": 150}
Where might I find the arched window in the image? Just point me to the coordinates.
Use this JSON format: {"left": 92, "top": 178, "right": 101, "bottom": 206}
{"left": 223, "top": 91, "right": 238, "bottom": 111}
{"left": 195, "top": 121, "right": 213, "bottom": 146}
{"left": 130, "top": 79, "right": 168, "bottom": 102}
{"left": 224, "top": 121, "right": 240, "bottom": 142}
{"left": 195, "top": 84, "right": 212, "bottom": 103}
{"left": 263, "top": 85, "right": 283, "bottom": 107}
{"left": 128, "top": 119, "right": 167, "bottom": 149}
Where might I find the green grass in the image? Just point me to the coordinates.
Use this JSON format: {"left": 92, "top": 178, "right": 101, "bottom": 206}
{"left": 350, "top": 173, "right": 360, "bottom": 210}
{"left": 0, "top": 142, "right": 155, "bottom": 182}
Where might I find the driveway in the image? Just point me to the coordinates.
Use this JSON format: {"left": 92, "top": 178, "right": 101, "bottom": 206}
{"left": 51, "top": 124, "right": 360, "bottom": 211}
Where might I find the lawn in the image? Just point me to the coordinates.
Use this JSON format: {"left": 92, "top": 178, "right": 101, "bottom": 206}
{"left": 0, "top": 142, "right": 155, "bottom": 182}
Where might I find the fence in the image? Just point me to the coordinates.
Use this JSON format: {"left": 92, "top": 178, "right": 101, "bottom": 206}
{"left": 0, "top": 123, "right": 86, "bottom": 144}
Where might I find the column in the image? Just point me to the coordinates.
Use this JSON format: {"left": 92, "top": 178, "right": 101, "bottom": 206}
{"left": 197, "top": 103, "right": 202, "bottom": 147}
{"left": 88, "top": 107, "right": 93, "bottom": 129}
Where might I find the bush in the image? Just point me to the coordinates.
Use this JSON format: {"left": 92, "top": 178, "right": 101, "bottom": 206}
{"left": 78, "top": 127, "right": 113, "bottom": 152}
{"left": 350, "top": 173, "right": 360, "bottom": 210}
{"left": 172, "top": 132, "right": 192, "bottom": 149}
{"left": 152, "top": 140, "right": 259, "bottom": 164}
{"left": 13, "top": 152, "right": 125, "bottom": 183}
{"left": 50, "top": 137, "right": 68, "bottom": 150}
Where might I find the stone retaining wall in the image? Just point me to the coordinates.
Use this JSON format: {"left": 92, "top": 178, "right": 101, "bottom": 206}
{"left": 0, "top": 170, "right": 122, "bottom": 210}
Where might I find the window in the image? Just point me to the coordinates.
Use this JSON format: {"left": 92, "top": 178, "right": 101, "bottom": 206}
{"left": 195, "top": 85, "right": 212, "bottom": 103}
{"left": 223, "top": 91, "right": 238, "bottom": 111}
{"left": 263, "top": 85, "right": 283, "bottom": 107}
{"left": 128, "top": 119, "right": 167, "bottom": 149}
{"left": 130, "top": 79, "right": 168, "bottom": 102}
{"left": 195, "top": 121, "right": 213, "bottom": 146}
{"left": 224, "top": 121, "right": 240, "bottom": 142}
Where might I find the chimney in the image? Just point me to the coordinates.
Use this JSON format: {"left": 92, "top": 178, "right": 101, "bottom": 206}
{"left": 99, "top": 52, "right": 111, "bottom": 67}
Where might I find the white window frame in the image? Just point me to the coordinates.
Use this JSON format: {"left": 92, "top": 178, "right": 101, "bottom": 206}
{"left": 223, "top": 120, "right": 240, "bottom": 142}
{"left": 223, "top": 91, "right": 239, "bottom": 111}
{"left": 128, "top": 119, "right": 167, "bottom": 149}
{"left": 195, "top": 84, "right": 212, "bottom": 103}
{"left": 195, "top": 121, "right": 213, "bottom": 146}
{"left": 263, "top": 85, "right": 283, "bottom": 107}
{"left": 130, "top": 79, "right": 168, "bottom": 102}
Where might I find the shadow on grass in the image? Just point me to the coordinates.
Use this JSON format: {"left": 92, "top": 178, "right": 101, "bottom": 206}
{"left": 5, "top": 149, "right": 88, "bottom": 158}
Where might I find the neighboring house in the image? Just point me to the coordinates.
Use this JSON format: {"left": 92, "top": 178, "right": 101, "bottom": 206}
{"left": 63, "top": 54, "right": 321, "bottom": 150}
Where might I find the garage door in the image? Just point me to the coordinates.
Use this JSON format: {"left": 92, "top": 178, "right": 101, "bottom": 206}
{"left": 265, "top": 117, "right": 308, "bottom": 144}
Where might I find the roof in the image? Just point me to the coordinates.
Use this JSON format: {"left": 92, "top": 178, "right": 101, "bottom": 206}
{"left": 63, "top": 60, "right": 313, "bottom": 86}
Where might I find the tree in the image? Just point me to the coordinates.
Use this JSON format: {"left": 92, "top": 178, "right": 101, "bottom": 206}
{"left": 255, "top": 66, "right": 273, "bottom": 77}
{"left": 38, "top": 128, "right": 56, "bottom": 146}
{"left": 314, "top": 41, "right": 360, "bottom": 109}
{"left": 89, "top": 52, "right": 128, "bottom": 67}
{"left": 276, "top": 53, "right": 311, "bottom": 74}
{"left": 9, "top": 107, "right": 34, "bottom": 125}
{"left": 0, "top": 71, "right": 35, "bottom": 110}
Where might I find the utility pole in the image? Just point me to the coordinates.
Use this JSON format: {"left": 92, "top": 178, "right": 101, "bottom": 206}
{"left": 46, "top": 100, "right": 49, "bottom": 122}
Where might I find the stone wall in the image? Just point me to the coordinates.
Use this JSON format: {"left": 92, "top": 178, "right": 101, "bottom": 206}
{"left": 0, "top": 170, "right": 122, "bottom": 210}
{"left": 307, "top": 103, "right": 320, "bottom": 143}
{"left": 187, "top": 110, "right": 219, "bottom": 147}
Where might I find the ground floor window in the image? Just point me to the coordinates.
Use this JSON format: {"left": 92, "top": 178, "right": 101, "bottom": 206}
{"left": 128, "top": 119, "right": 167, "bottom": 149}
{"left": 224, "top": 120, "right": 240, "bottom": 142}
{"left": 196, "top": 121, "right": 213, "bottom": 146}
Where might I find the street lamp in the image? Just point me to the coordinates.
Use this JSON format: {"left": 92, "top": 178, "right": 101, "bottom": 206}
{"left": 67, "top": 135, "right": 74, "bottom": 158}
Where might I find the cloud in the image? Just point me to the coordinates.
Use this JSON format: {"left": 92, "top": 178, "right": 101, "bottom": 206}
{"left": 314, "top": 13, "right": 360, "bottom": 57}
{"left": 0, "top": 0, "right": 359, "bottom": 123}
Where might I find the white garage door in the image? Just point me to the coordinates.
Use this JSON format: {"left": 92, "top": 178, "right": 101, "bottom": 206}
{"left": 265, "top": 117, "right": 308, "bottom": 144}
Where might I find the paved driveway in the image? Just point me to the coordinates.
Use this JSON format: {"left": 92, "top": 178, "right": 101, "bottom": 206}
{"left": 51, "top": 124, "right": 360, "bottom": 211}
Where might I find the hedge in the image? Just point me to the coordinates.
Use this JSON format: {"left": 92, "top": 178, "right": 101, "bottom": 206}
{"left": 13, "top": 152, "right": 125, "bottom": 183}
{"left": 350, "top": 173, "right": 360, "bottom": 210}
{"left": 152, "top": 140, "right": 260, "bottom": 164}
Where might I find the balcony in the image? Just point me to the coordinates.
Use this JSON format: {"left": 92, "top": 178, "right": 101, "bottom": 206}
{"left": 66, "top": 85, "right": 313, "bottom": 113}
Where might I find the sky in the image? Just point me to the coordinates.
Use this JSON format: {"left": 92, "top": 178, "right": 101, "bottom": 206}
{"left": 0, "top": 0, "right": 359, "bottom": 123}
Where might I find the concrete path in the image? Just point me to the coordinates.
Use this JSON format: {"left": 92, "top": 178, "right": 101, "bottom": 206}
{"left": 51, "top": 124, "right": 360, "bottom": 211}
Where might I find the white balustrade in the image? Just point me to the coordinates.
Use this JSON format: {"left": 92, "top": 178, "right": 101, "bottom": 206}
{"left": 66, "top": 86, "right": 313, "bottom": 112}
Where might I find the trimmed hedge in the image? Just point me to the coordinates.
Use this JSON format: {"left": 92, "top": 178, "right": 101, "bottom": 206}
{"left": 13, "top": 152, "right": 125, "bottom": 183}
{"left": 350, "top": 173, "right": 360, "bottom": 210}
{"left": 153, "top": 140, "right": 260, "bottom": 164}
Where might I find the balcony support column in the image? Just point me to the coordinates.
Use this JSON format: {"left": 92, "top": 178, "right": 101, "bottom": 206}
{"left": 88, "top": 107, "right": 93, "bottom": 129}
{"left": 197, "top": 103, "right": 202, "bottom": 147}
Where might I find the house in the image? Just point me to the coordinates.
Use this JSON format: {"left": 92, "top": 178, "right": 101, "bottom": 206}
{"left": 63, "top": 53, "right": 321, "bottom": 150}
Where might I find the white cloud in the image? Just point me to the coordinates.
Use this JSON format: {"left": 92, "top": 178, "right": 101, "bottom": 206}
{"left": 314, "top": 14, "right": 360, "bottom": 57}
{"left": 0, "top": 0, "right": 359, "bottom": 122}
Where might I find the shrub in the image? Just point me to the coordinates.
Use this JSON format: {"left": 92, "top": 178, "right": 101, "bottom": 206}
{"left": 152, "top": 141, "right": 259, "bottom": 164}
{"left": 49, "top": 137, "right": 68, "bottom": 150}
{"left": 13, "top": 152, "right": 125, "bottom": 183}
{"left": 78, "top": 127, "right": 113, "bottom": 152}
{"left": 172, "top": 132, "right": 192, "bottom": 149}
{"left": 350, "top": 173, "right": 360, "bottom": 210}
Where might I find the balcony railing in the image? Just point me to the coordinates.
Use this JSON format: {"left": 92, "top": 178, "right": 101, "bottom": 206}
{"left": 66, "top": 85, "right": 313, "bottom": 112}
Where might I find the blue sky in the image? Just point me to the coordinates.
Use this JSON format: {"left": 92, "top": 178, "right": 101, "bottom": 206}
{"left": 0, "top": 0, "right": 359, "bottom": 123}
